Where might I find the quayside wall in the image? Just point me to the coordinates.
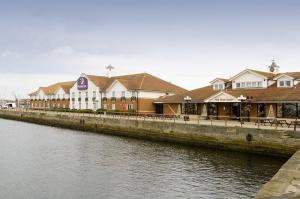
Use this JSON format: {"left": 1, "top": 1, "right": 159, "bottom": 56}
{"left": 0, "top": 110, "right": 299, "bottom": 157}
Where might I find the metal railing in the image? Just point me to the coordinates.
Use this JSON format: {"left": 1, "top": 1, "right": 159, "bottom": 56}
{"left": 1, "top": 108, "right": 299, "bottom": 132}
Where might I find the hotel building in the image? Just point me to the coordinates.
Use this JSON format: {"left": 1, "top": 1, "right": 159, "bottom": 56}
{"left": 155, "top": 61, "right": 300, "bottom": 120}
{"left": 29, "top": 81, "right": 75, "bottom": 109}
{"left": 69, "top": 73, "right": 187, "bottom": 112}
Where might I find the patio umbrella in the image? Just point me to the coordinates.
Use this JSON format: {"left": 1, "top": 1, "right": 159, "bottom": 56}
{"left": 268, "top": 104, "right": 275, "bottom": 118}
{"left": 201, "top": 104, "right": 207, "bottom": 117}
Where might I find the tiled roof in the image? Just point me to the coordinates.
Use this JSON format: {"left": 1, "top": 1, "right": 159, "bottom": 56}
{"left": 87, "top": 73, "right": 187, "bottom": 94}
{"left": 248, "top": 69, "right": 275, "bottom": 78}
{"left": 29, "top": 81, "right": 75, "bottom": 96}
{"left": 156, "top": 83, "right": 300, "bottom": 103}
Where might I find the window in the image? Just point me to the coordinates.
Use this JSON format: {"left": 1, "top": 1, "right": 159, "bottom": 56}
{"left": 236, "top": 83, "right": 241, "bottom": 88}
{"left": 93, "top": 102, "right": 97, "bottom": 110}
{"left": 72, "top": 92, "right": 75, "bottom": 98}
{"left": 132, "top": 91, "right": 136, "bottom": 97}
{"left": 286, "top": 81, "right": 291, "bottom": 87}
{"left": 112, "top": 91, "right": 116, "bottom": 97}
{"left": 279, "top": 81, "right": 284, "bottom": 87}
{"left": 112, "top": 104, "right": 115, "bottom": 110}
{"left": 214, "top": 84, "right": 218, "bottom": 90}
{"left": 283, "top": 103, "right": 297, "bottom": 118}
{"left": 85, "top": 92, "right": 88, "bottom": 98}
{"left": 121, "top": 91, "right": 125, "bottom": 97}
{"left": 277, "top": 103, "right": 283, "bottom": 118}
{"left": 258, "top": 103, "right": 266, "bottom": 117}
{"left": 241, "top": 82, "right": 245, "bottom": 88}
{"left": 246, "top": 82, "right": 251, "bottom": 88}
{"left": 79, "top": 102, "right": 81, "bottom": 109}
{"left": 219, "top": 84, "right": 224, "bottom": 90}
{"left": 127, "top": 104, "right": 134, "bottom": 110}
{"left": 79, "top": 92, "right": 81, "bottom": 98}
{"left": 252, "top": 82, "right": 257, "bottom": 87}
{"left": 85, "top": 102, "right": 88, "bottom": 109}
{"left": 257, "top": 82, "right": 262, "bottom": 87}
{"left": 93, "top": 91, "right": 96, "bottom": 98}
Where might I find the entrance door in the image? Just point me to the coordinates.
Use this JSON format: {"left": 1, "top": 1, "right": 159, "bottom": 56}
{"left": 155, "top": 104, "right": 163, "bottom": 114}
{"left": 231, "top": 103, "right": 240, "bottom": 119}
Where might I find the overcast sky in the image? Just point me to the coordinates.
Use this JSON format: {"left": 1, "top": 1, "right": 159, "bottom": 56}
{"left": 1, "top": 0, "right": 300, "bottom": 99}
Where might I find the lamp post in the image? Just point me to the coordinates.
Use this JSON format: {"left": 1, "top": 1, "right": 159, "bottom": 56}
{"left": 184, "top": 96, "right": 192, "bottom": 121}
{"left": 237, "top": 94, "right": 247, "bottom": 124}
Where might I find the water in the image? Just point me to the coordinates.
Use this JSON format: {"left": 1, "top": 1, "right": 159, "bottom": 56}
{"left": 0, "top": 118, "right": 286, "bottom": 199}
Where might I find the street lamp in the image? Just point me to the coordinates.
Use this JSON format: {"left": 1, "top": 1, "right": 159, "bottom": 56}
{"left": 237, "top": 94, "right": 247, "bottom": 124}
{"left": 184, "top": 96, "right": 192, "bottom": 121}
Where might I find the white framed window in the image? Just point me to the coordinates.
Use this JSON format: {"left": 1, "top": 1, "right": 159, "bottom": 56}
{"left": 132, "top": 91, "right": 136, "bottom": 97}
{"left": 72, "top": 92, "right": 75, "bottom": 98}
{"left": 121, "top": 91, "right": 125, "bottom": 97}
{"left": 257, "top": 82, "right": 262, "bottom": 87}
{"left": 279, "top": 81, "right": 284, "bottom": 87}
{"left": 93, "top": 102, "right": 97, "bottom": 110}
{"left": 79, "top": 92, "right": 81, "bottom": 98}
{"left": 93, "top": 91, "right": 96, "bottom": 98}
{"left": 85, "top": 102, "right": 88, "bottom": 109}
{"left": 79, "top": 102, "right": 81, "bottom": 109}
{"left": 286, "top": 81, "right": 291, "bottom": 87}
{"left": 127, "top": 104, "right": 134, "bottom": 110}
{"left": 246, "top": 82, "right": 251, "bottom": 88}
{"left": 252, "top": 82, "right": 257, "bottom": 87}
{"left": 112, "top": 104, "right": 115, "bottom": 110}
{"left": 85, "top": 91, "right": 88, "bottom": 98}
{"left": 241, "top": 82, "right": 245, "bottom": 88}
{"left": 112, "top": 91, "right": 116, "bottom": 97}
{"left": 236, "top": 82, "right": 241, "bottom": 88}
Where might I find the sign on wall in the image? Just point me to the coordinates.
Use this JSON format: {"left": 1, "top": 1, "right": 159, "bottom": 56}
{"left": 77, "top": 77, "right": 88, "bottom": 90}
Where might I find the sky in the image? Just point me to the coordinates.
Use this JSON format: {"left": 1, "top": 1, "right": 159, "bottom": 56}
{"left": 1, "top": 0, "right": 300, "bottom": 99}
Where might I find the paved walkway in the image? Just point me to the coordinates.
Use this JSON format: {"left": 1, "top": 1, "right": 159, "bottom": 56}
{"left": 4, "top": 109, "right": 299, "bottom": 132}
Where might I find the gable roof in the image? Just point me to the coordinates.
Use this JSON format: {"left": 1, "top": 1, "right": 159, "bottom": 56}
{"left": 29, "top": 81, "right": 75, "bottom": 96}
{"left": 229, "top": 69, "right": 275, "bottom": 81}
{"left": 86, "top": 73, "right": 187, "bottom": 94}
{"left": 157, "top": 82, "right": 300, "bottom": 104}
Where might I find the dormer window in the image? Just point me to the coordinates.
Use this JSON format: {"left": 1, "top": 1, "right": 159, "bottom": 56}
{"left": 278, "top": 79, "right": 292, "bottom": 87}
{"left": 213, "top": 83, "right": 224, "bottom": 91}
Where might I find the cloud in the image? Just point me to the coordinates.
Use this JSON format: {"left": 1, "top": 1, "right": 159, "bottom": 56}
{"left": 51, "top": 45, "right": 76, "bottom": 55}
{"left": 1, "top": 50, "right": 21, "bottom": 58}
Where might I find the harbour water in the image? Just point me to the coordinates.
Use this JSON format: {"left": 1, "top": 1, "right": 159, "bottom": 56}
{"left": 0, "top": 118, "right": 286, "bottom": 199}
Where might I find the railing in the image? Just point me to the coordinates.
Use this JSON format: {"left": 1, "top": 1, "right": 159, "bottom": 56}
{"left": 1, "top": 108, "right": 299, "bottom": 132}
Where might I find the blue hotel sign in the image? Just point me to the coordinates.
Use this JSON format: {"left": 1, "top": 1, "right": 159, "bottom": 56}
{"left": 77, "top": 77, "right": 88, "bottom": 90}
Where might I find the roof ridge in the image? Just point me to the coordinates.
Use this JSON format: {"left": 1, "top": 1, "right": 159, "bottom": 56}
{"left": 139, "top": 73, "right": 147, "bottom": 89}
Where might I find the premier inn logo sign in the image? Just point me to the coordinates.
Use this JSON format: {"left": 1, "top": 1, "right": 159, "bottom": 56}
{"left": 77, "top": 77, "right": 88, "bottom": 90}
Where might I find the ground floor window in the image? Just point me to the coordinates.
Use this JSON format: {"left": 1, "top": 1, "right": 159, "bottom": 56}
{"left": 79, "top": 102, "right": 81, "bottom": 109}
{"left": 182, "top": 103, "right": 197, "bottom": 115}
{"left": 283, "top": 103, "right": 297, "bottom": 118}
{"left": 127, "top": 104, "right": 134, "bottom": 110}
{"left": 85, "top": 102, "right": 88, "bottom": 109}
{"left": 258, "top": 103, "right": 265, "bottom": 117}
{"left": 277, "top": 103, "right": 299, "bottom": 118}
{"left": 112, "top": 104, "right": 115, "bottom": 110}
{"left": 207, "top": 103, "right": 218, "bottom": 116}
{"left": 93, "top": 102, "right": 97, "bottom": 110}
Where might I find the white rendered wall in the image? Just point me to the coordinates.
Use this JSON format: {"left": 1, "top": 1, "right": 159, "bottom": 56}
{"left": 276, "top": 76, "right": 294, "bottom": 87}
{"left": 232, "top": 72, "right": 267, "bottom": 89}
{"left": 69, "top": 75, "right": 101, "bottom": 110}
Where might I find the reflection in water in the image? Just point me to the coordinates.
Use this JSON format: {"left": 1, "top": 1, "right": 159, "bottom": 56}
{"left": 0, "top": 119, "right": 286, "bottom": 199}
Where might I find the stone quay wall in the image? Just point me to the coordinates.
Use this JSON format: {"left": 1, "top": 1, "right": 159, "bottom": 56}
{"left": 0, "top": 109, "right": 299, "bottom": 157}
